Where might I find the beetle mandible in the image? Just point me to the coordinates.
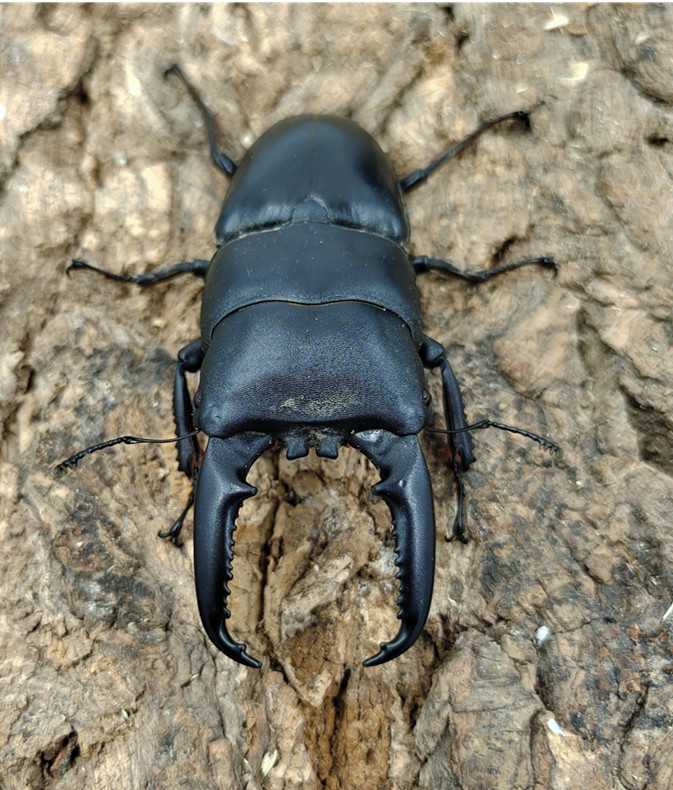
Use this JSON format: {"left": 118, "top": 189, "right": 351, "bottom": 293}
{"left": 56, "top": 65, "right": 560, "bottom": 668}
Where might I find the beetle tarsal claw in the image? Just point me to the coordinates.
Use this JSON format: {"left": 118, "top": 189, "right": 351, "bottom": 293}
{"left": 193, "top": 433, "right": 274, "bottom": 667}
{"left": 351, "top": 430, "right": 435, "bottom": 666}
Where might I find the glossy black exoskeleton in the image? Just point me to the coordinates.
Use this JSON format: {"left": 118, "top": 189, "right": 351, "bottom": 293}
{"left": 56, "top": 65, "right": 559, "bottom": 668}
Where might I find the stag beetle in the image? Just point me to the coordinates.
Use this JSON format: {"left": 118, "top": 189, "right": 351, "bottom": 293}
{"left": 56, "top": 65, "right": 560, "bottom": 668}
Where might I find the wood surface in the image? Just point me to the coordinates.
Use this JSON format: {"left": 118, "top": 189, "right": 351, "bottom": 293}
{"left": 1, "top": 4, "right": 673, "bottom": 788}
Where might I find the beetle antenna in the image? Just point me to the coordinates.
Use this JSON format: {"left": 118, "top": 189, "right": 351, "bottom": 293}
{"left": 426, "top": 420, "right": 563, "bottom": 458}
{"left": 53, "top": 430, "right": 201, "bottom": 478}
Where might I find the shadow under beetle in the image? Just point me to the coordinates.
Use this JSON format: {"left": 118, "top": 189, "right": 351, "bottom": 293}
{"left": 56, "top": 65, "right": 561, "bottom": 668}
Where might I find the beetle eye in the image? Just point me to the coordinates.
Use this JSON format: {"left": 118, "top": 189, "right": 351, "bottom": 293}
{"left": 194, "top": 390, "right": 202, "bottom": 408}
{"left": 422, "top": 389, "right": 432, "bottom": 405}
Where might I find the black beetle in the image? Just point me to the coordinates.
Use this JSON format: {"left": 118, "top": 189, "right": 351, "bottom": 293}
{"left": 56, "top": 65, "right": 560, "bottom": 668}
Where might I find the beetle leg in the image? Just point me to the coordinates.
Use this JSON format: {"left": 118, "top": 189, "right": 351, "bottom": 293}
{"left": 174, "top": 339, "right": 204, "bottom": 477}
{"left": 165, "top": 64, "right": 237, "bottom": 177}
{"left": 158, "top": 486, "right": 195, "bottom": 545}
{"left": 421, "top": 337, "right": 475, "bottom": 470}
{"left": 153, "top": 339, "right": 205, "bottom": 545}
{"left": 67, "top": 258, "right": 210, "bottom": 284}
{"left": 350, "top": 430, "right": 435, "bottom": 667}
{"left": 400, "top": 110, "right": 530, "bottom": 192}
{"left": 411, "top": 254, "right": 556, "bottom": 283}
{"left": 421, "top": 337, "right": 474, "bottom": 542}
{"left": 193, "top": 433, "right": 274, "bottom": 668}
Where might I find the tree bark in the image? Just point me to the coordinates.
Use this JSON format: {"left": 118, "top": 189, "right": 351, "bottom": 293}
{"left": 2, "top": 4, "right": 672, "bottom": 788}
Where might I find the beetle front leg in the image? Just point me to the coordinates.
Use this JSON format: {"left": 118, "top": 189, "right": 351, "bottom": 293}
{"left": 421, "top": 336, "right": 475, "bottom": 542}
{"left": 193, "top": 433, "right": 274, "bottom": 668}
{"left": 350, "top": 430, "right": 435, "bottom": 667}
{"left": 173, "top": 339, "right": 204, "bottom": 477}
{"left": 158, "top": 339, "right": 205, "bottom": 544}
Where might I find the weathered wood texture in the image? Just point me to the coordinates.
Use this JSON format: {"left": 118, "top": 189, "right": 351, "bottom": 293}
{"left": 2, "top": 4, "right": 673, "bottom": 788}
